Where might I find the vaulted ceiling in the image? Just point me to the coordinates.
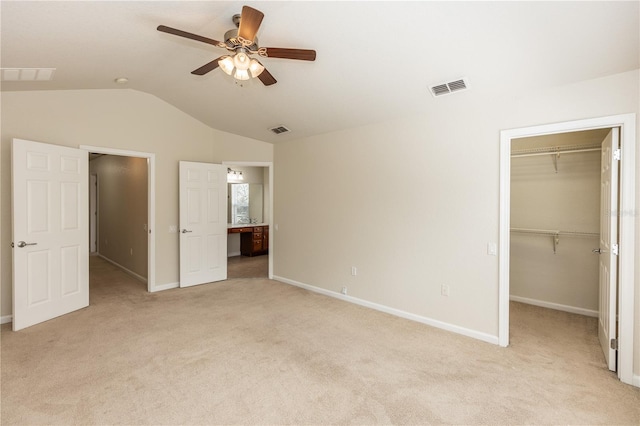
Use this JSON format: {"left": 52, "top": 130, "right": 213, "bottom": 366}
{"left": 2, "top": 1, "right": 638, "bottom": 143}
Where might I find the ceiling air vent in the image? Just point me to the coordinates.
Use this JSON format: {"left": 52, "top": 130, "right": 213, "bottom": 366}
{"left": 429, "top": 77, "right": 470, "bottom": 97}
{"left": 1, "top": 68, "right": 56, "bottom": 81}
{"left": 270, "top": 125, "right": 291, "bottom": 135}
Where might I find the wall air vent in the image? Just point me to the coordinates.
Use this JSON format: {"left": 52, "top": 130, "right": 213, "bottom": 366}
{"left": 270, "top": 125, "right": 291, "bottom": 135}
{"left": 429, "top": 77, "right": 470, "bottom": 97}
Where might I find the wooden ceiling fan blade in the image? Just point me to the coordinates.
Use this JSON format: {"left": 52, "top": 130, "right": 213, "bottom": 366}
{"left": 191, "top": 57, "right": 224, "bottom": 75}
{"left": 157, "top": 25, "right": 222, "bottom": 47}
{"left": 263, "top": 48, "right": 316, "bottom": 61}
{"left": 237, "top": 6, "right": 264, "bottom": 42}
{"left": 257, "top": 68, "right": 277, "bottom": 86}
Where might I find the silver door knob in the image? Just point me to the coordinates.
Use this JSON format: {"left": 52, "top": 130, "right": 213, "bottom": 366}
{"left": 181, "top": 229, "right": 192, "bottom": 233}
{"left": 592, "top": 248, "right": 602, "bottom": 254}
{"left": 16, "top": 241, "right": 37, "bottom": 248}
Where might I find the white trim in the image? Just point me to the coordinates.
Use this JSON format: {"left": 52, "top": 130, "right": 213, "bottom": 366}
{"left": 81, "top": 145, "right": 156, "bottom": 293}
{"left": 510, "top": 295, "right": 598, "bottom": 318}
{"left": 227, "top": 251, "right": 241, "bottom": 257}
{"left": 223, "top": 161, "right": 274, "bottom": 280}
{"left": 97, "top": 254, "right": 147, "bottom": 283}
{"left": 499, "top": 113, "right": 636, "bottom": 386}
{"left": 274, "top": 275, "right": 499, "bottom": 345}
{"left": 1, "top": 315, "right": 13, "bottom": 325}
{"left": 633, "top": 375, "right": 640, "bottom": 388}
{"left": 150, "top": 282, "right": 179, "bottom": 292}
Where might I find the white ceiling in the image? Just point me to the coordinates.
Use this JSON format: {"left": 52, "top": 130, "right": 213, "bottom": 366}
{"left": 1, "top": 1, "right": 638, "bottom": 144}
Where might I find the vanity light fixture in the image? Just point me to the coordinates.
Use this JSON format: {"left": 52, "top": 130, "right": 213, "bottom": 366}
{"left": 227, "top": 168, "right": 244, "bottom": 181}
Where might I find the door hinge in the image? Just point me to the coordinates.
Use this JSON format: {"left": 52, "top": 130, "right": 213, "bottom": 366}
{"left": 613, "top": 149, "right": 621, "bottom": 161}
{"left": 610, "top": 338, "right": 618, "bottom": 350}
{"left": 612, "top": 243, "right": 619, "bottom": 256}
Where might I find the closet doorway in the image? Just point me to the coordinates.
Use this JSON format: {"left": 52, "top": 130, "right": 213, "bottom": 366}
{"left": 498, "top": 114, "right": 636, "bottom": 386}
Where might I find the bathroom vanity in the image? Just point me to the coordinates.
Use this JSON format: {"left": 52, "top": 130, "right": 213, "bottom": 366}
{"left": 228, "top": 225, "right": 269, "bottom": 257}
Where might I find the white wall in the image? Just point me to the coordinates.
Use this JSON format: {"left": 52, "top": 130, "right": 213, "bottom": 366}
{"left": 510, "top": 148, "right": 601, "bottom": 314}
{"left": 1, "top": 89, "right": 273, "bottom": 316}
{"left": 272, "top": 70, "right": 640, "bottom": 375}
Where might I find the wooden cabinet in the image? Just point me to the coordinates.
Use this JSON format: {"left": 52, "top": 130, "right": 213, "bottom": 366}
{"left": 238, "top": 226, "right": 268, "bottom": 257}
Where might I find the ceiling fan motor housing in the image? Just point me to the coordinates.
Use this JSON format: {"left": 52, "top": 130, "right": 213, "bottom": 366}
{"left": 223, "top": 28, "right": 259, "bottom": 51}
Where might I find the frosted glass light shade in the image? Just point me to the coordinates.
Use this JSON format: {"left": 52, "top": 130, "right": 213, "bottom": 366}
{"left": 248, "top": 59, "right": 264, "bottom": 77}
{"left": 233, "top": 51, "right": 250, "bottom": 71}
{"left": 234, "top": 68, "right": 250, "bottom": 80}
{"left": 219, "top": 56, "right": 234, "bottom": 75}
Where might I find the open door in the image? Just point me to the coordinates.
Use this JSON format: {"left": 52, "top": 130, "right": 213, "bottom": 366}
{"left": 179, "top": 162, "right": 227, "bottom": 287}
{"left": 597, "top": 128, "right": 619, "bottom": 371}
{"left": 11, "top": 139, "right": 89, "bottom": 331}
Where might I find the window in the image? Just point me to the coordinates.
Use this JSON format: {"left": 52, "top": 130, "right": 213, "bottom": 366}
{"left": 231, "top": 183, "right": 250, "bottom": 224}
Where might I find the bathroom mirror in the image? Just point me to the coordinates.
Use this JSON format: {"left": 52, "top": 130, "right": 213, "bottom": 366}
{"left": 229, "top": 183, "right": 263, "bottom": 224}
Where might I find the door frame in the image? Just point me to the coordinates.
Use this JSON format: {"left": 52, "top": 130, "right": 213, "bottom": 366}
{"left": 80, "top": 145, "right": 156, "bottom": 292}
{"left": 89, "top": 173, "right": 98, "bottom": 253}
{"left": 498, "top": 113, "right": 636, "bottom": 385}
{"left": 223, "top": 161, "right": 273, "bottom": 279}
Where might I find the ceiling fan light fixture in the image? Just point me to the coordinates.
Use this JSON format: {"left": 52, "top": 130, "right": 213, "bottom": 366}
{"left": 219, "top": 56, "right": 234, "bottom": 75}
{"left": 233, "top": 50, "right": 250, "bottom": 70}
{"left": 248, "top": 59, "right": 264, "bottom": 77}
{"left": 234, "top": 68, "right": 250, "bottom": 81}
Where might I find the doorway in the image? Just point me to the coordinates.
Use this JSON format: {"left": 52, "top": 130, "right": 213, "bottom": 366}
{"left": 223, "top": 161, "right": 273, "bottom": 280}
{"left": 498, "top": 114, "right": 636, "bottom": 386}
{"left": 81, "top": 145, "right": 156, "bottom": 292}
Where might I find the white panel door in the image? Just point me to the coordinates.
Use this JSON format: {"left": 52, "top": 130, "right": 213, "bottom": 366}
{"left": 179, "top": 162, "right": 227, "bottom": 287}
{"left": 12, "top": 139, "right": 89, "bottom": 331}
{"left": 598, "top": 129, "right": 619, "bottom": 371}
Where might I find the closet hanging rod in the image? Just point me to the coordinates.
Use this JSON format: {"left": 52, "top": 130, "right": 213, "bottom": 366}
{"left": 511, "top": 143, "right": 601, "bottom": 158}
{"left": 510, "top": 227, "right": 598, "bottom": 254}
{"left": 510, "top": 228, "right": 599, "bottom": 238}
{"left": 511, "top": 148, "right": 600, "bottom": 158}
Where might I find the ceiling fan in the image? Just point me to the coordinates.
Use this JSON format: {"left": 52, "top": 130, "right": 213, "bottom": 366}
{"left": 157, "top": 5, "right": 316, "bottom": 86}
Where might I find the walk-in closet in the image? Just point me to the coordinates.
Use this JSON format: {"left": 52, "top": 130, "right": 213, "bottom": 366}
{"left": 509, "top": 128, "right": 611, "bottom": 318}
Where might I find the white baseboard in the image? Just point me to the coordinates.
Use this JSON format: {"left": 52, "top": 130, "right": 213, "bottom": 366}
{"left": 633, "top": 374, "right": 640, "bottom": 388}
{"left": 98, "top": 254, "right": 148, "bottom": 283}
{"left": 273, "top": 275, "right": 499, "bottom": 346}
{"left": 150, "top": 281, "right": 179, "bottom": 292}
{"left": 510, "top": 295, "right": 598, "bottom": 317}
{"left": 227, "top": 251, "right": 241, "bottom": 257}
{"left": 1, "top": 315, "right": 13, "bottom": 325}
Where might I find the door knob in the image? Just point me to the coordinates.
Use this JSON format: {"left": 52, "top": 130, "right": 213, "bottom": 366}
{"left": 16, "top": 241, "right": 37, "bottom": 248}
{"left": 592, "top": 248, "right": 602, "bottom": 254}
{"left": 181, "top": 229, "right": 192, "bottom": 233}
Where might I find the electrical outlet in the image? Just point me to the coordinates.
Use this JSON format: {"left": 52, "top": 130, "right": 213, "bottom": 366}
{"left": 351, "top": 266, "right": 357, "bottom": 276}
{"left": 487, "top": 242, "right": 497, "bottom": 256}
{"left": 169, "top": 225, "right": 177, "bottom": 233}
{"left": 341, "top": 286, "right": 348, "bottom": 295}
{"left": 441, "top": 284, "right": 450, "bottom": 297}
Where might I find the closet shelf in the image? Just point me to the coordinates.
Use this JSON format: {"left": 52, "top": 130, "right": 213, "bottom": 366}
{"left": 510, "top": 227, "right": 599, "bottom": 254}
{"left": 511, "top": 143, "right": 601, "bottom": 173}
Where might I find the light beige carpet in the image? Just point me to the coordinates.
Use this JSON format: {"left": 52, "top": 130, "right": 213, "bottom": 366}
{"left": 1, "top": 256, "right": 638, "bottom": 425}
